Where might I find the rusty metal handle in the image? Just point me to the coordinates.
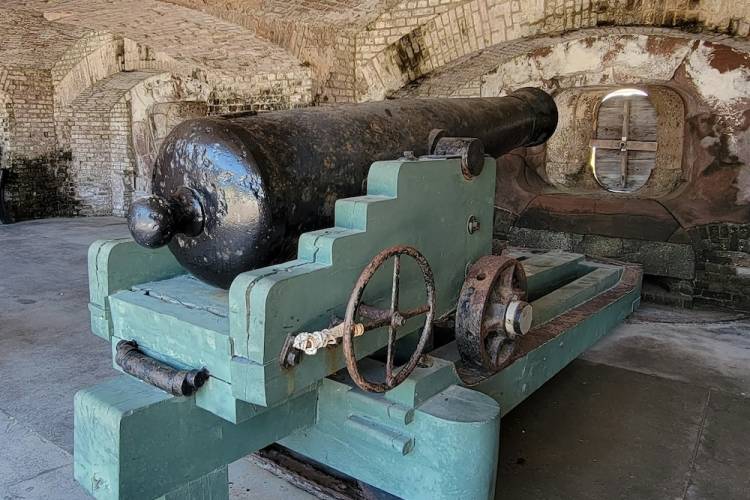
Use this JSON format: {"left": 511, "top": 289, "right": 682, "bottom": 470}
{"left": 115, "top": 340, "right": 209, "bottom": 396}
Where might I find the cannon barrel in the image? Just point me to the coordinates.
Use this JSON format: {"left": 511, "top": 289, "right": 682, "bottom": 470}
{"left": 128, "top": 87, "right": 558, "bottom": 289}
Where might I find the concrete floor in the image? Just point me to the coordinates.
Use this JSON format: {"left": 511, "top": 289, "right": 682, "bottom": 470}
{"left": 1, "top": 217, "right": 749, "bottom": 499}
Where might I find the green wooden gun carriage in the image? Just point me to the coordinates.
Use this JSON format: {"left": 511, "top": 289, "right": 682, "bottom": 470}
{"left": 75, "top": 152, "right": 641, "bottom": 499}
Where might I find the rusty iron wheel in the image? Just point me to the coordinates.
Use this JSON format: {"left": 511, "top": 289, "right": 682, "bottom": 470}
{"left": 342, "top": 245, "right": 436, "bottom": 393}
{"left": 455, "top": 255, "right": 529, "bottom": 371}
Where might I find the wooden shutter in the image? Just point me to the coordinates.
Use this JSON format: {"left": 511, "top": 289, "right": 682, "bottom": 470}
{"left": 591, "top": 94, "right": 658, "bottom": 192}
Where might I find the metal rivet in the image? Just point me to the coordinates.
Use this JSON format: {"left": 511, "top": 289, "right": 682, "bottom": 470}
{"left": 285, "top": 349, "right": 302, "bottom": 367}
{"left": 467, "top": 215, "right": 480, "bottom": 234}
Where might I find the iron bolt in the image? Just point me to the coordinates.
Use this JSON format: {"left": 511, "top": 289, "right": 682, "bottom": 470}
{"left": 467, "top": 215, "right": 480, "bottom": 234}
{"left": 285, "top": 348, "right": 302, "bottom": 367}
{"left": 391, "top": 312, "right": 406, "bottom": 327}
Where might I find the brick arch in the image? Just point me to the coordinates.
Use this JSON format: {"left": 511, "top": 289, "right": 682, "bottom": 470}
{"left": 52, "top": 32, "right": 124, "bottom": 111}
{"left": 358, "top": 0, "right": 750, "bottom": 101}
{"left": 69, "top": 71, "right": 210, "bottom": 216}
{"left": 50, "top": 32, "right": 126, "bottom": 153}
{"left": 4, "top": 0, "right": 312, "bottom": 92}
{"left": 0, "top": 4, "right": 318, "bottom": 221}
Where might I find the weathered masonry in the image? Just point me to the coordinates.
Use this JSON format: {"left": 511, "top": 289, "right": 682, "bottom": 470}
{"left": 1, "top": 0, "right": 748, "bottom": 310}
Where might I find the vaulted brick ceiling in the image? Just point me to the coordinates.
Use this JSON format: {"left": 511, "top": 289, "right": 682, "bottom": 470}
{"left": 0, "top": 9, "right": 91, "bottom": 69}
{"left": 164, "top": 0, "right": 405, "bottom": 29}
{"left": 2, "top": 0, "right": 305, "bottom": 76}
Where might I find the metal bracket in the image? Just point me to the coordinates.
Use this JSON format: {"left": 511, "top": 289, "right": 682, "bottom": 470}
{"left": 427, "top": 129, "right": 486, "bottom": 179}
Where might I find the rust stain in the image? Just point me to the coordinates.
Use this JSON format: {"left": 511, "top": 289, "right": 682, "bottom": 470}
{"left": 645, "top": 36, "right": 687, "bottom": 57}
{"left": 703, "top": 42, "right": 750, "bottom": 74}
{"left": 601, "top": 36, "right": 632, "bottom": 65}
{"left": 582, "top": 36, "right": 597, "bottom": 49}
{"left": 530, "top": 45, "right": 553, "bottom": 58}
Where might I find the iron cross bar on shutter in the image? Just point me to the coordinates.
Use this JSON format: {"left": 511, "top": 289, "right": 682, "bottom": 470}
{"left": 590, "top": 100, "right": 658, "bottom": 188}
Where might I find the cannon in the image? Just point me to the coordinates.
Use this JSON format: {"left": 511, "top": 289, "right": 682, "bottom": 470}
{"left": 128, "top": 88, "right": 557, "bottom": 288}
{"left": 76, "top": 89, "right": 642, "bottom": 500}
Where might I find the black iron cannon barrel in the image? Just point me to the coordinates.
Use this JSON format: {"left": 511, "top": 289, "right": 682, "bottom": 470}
{"left": 128, "top": 87, "right": 558, "bottom": 289}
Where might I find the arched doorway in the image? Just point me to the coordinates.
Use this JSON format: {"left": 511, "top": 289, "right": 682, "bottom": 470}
{"left": 69, "top": 71, "right": 208, "bottom": 216}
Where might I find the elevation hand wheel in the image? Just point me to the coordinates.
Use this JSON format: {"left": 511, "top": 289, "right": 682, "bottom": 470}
{"left": 342, "top": 246, "right": 436, "bottom": 393}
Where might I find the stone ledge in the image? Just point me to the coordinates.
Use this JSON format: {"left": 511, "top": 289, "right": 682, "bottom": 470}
{"left": 508, "top": 227, "right": 695, "bottom": 280}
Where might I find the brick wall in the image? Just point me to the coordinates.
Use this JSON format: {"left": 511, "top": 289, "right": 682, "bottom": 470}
{"left": 235, "top": 18, "right": 355, "bottom": 104}
{"left": 0, "top": 10, "right": 88, "bottom": 219}
{"left": 1, "top": 68, "right": 76, "bottom": 220}
{"left": 206, "top": 73, "right": 313, "bottom": 115}
{"left": 691, "top": 223, "right": 750, "bottom": 310}
{"left": 503, "top": 223, "right": 750, "bottom": 311}
{"left": 108, "top": 100, "right": 135, "bottom": 217}
{"left": 69, "top": 73, "right": 140, "bottom": 216}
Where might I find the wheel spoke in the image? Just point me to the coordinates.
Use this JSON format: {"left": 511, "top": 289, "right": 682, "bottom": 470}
{"left": 386, "top": 255, "right": 400, "bottom": 387}
{"left": 482, "top": 302, "right": 506, "bottom": 331}
{"left": 400, "top": 304, "right": 430, "bottom": 320}
{"left": 386, "top": 324, "right": 396, "bottom": 386}
{"left": 359, "top": 304, "right": 430, "bottom": 332}
{"left": 358, "top": 304, "right": 391, "bottom": 321}
{"left": 390, "top": 255, "right": 400, "bottom": 313}
{"left": 360, "top": 318, "right": 389, "bottom": 331}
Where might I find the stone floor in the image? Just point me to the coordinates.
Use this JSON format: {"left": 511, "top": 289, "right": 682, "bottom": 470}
{"left": 1, "top": 217, "right": 749, "bottom": 499}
